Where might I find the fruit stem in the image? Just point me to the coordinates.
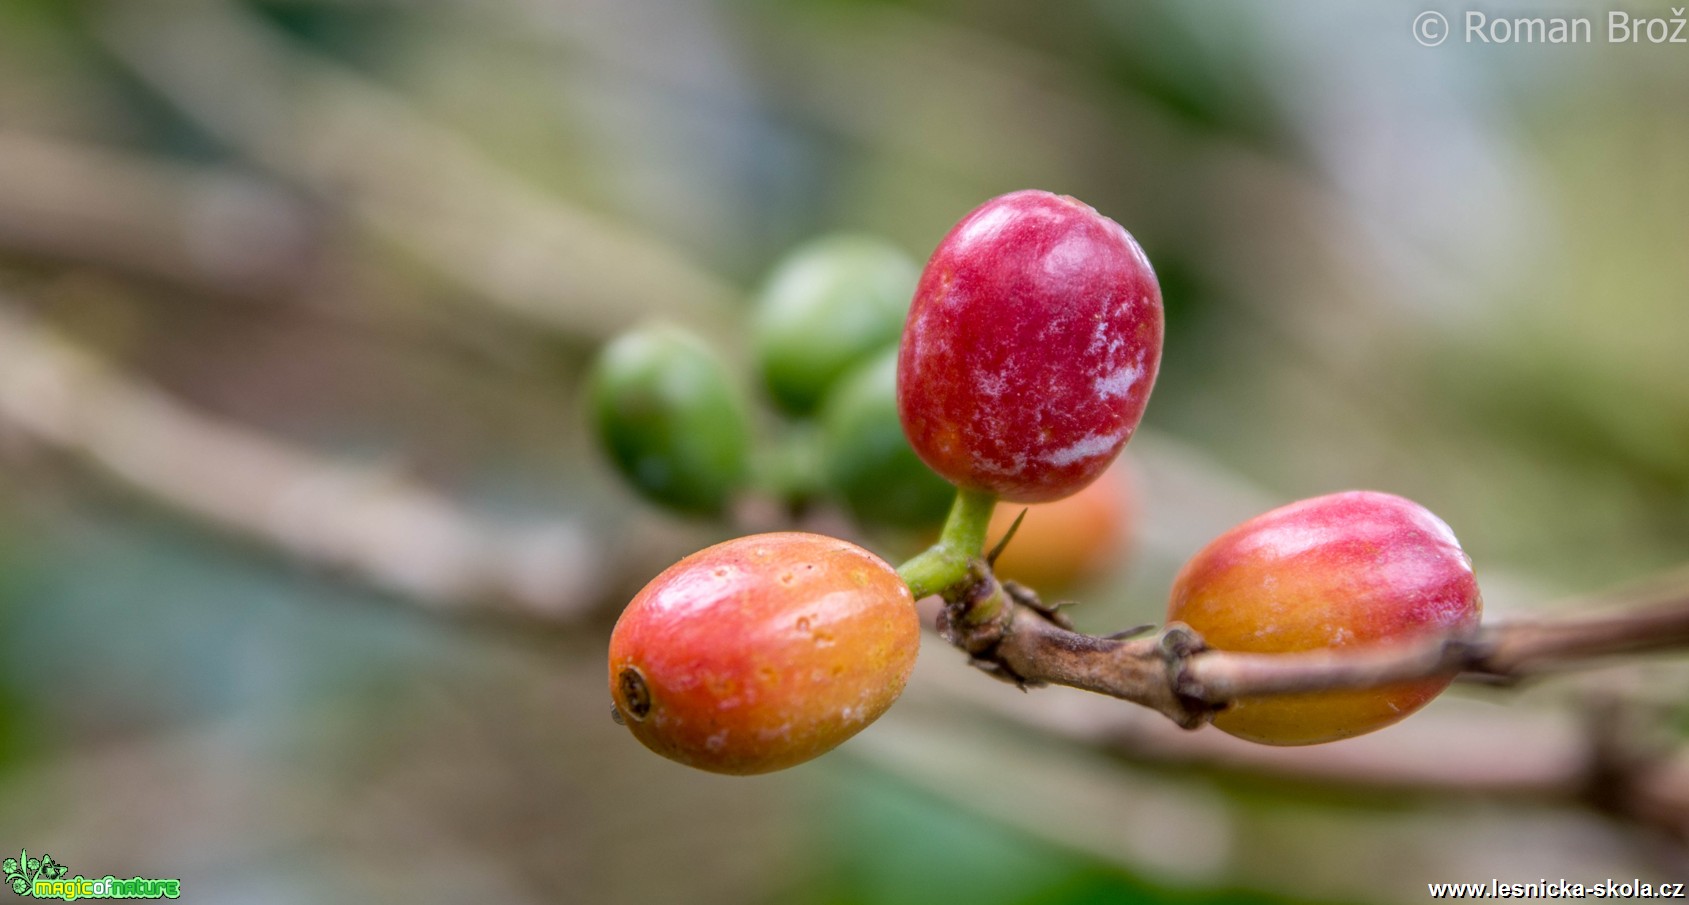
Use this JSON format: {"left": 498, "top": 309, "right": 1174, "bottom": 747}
{"left": 896, "top": 487, "right": 997, "bottom": 599}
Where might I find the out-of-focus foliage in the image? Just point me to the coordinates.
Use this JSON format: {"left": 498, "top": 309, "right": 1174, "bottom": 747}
{"left": 802, "top": 767, "right": 1320, "bottom": 905}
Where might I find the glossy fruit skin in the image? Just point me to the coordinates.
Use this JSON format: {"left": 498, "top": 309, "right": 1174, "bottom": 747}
{"left": 608, "top": 532, "right": 919, "bottom": 774}
{"left": 753, "top": 235, "right": 918, "bottom": 415}
{"left": 589, "top": 324, "right": 751, "bottom": 516}
{"left": 819, "top": 348, "right": 955, "bottom": 530}
{"left": 898, "top": 190, "right": 1162, "bottom": 503}
{"left": 1168, "top": 491, "right": 1482, "bottom": 746}
{"left": 990, "top": 462, "right": 1134, "bottom": 593}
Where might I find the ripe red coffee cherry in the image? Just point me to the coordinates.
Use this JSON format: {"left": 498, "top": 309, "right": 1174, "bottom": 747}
{"left": 898, "top": 190, "right": 1163, "bottom": 503}
{"left": 608, "top": 532, "right": 919, "bottom": 774}
{"left": 1168, "top": 491, "right": 1482, "bottom": 746}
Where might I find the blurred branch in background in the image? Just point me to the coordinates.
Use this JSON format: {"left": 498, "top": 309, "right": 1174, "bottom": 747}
{"left": 872, "top": 644, "right": 1689, "bottom": 889}
{"left": 0, "top": 300, "right": 609, "bottom": 622}
{"left": 0, "top": 129, "right": 556, "bottom": 371}
{"left": 87, "top": 0, "right": 741, "bottom": 347}
{"left": 0, "top": 130, "right": 318, "bottom": 301}
{"left": 921, "top": 571, "right": 1689, "bottom": 852}
{"left": 903, "top": 659, "right": 1689, "bottom": 871}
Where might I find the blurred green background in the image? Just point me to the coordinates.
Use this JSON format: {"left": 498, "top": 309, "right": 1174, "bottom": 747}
{"left": 1, "top": 0, "right": 1686, "bottom": 901}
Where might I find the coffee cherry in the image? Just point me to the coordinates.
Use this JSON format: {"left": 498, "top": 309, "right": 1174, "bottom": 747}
{"left": 898, "top": 190, "right": 1162, "bottom": 503}
{"left": 819, "top": 348, "right": 955, "bottom": 531}
{"left": 989, "top": 463, "right": 1134, "bottom": 593}
{"left": 608, "top": 532, "right": 919, "bottom": 774}
{"left": 753, "top": 235, "right": 918, "bottom": 415}
{"left": 1168, "top": 491, "right": 1483, "bottom": 746}
{"left": 588, "top": 324, "right": 751, "bottom": 516}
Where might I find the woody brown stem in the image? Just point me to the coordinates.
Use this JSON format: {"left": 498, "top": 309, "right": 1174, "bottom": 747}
{"left": 941, "top": 567, "right": 1689, "bottom": 729}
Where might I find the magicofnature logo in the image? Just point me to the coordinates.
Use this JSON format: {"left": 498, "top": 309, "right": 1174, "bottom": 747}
{"left": 4, "top": 850, "right": 180, "bottom": 900}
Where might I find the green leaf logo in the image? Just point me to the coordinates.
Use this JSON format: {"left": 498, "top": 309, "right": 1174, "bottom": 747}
{"left": 3, "top": 849, "right": 74, "bottom": 896}
{"left": 3, "top": 850, "right": 25, "bottom": 898}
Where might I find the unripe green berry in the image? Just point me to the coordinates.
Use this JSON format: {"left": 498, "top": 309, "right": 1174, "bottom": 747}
{"left": 752, "top": 234, "right": 918, "bottom": 415}
{"left": 818, "top": 348, "right": 954, "bottom": 530}
{"left": 589, "top": 324, "right": 751, "bottom": 516}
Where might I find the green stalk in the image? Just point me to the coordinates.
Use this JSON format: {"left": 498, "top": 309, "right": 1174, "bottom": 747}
{"left": 896, "top": 487, "right": 997, "bottom": 599}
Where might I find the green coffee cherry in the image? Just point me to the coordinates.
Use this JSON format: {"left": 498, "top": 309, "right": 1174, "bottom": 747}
{"left": 752, "top": 234, "right": 918, "bottom": 415}
{"left": 589, "top": 324, "right": 751, "bottom": 516}
{"left": 819, "top": 348, "right": 954, "bottom": 530}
